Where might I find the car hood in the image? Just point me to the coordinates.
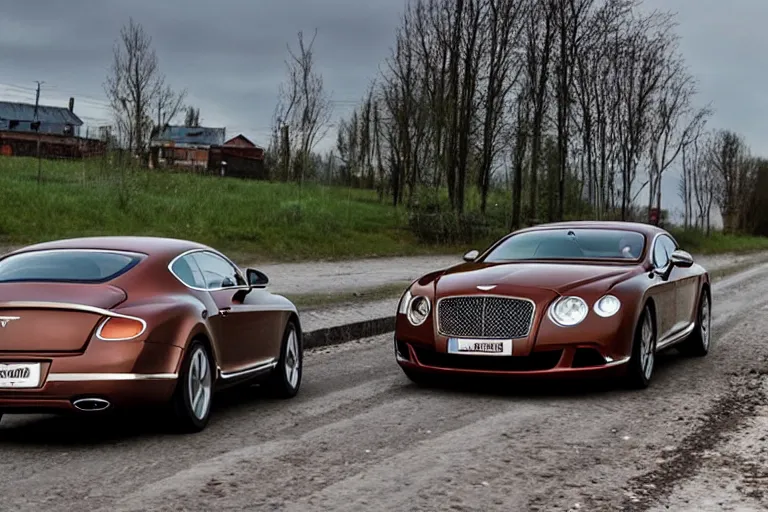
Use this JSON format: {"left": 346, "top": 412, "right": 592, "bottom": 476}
{"left": 434, "top": 261, "right": 640, "bottom": 297}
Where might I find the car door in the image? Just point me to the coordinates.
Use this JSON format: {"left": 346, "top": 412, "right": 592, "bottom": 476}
{"left": 188, "top": 250, "right": 267, "bottom": 374}
{"left": 650, "top": 235, "right": 677, "bottom": 343}
{"left": 663, "top": 237, "right": 699, "bottom": 330}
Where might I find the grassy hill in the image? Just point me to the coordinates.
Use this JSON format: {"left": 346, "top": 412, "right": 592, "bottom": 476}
{"left": 0, "top": 156, "right": 477, "bottom": 261}
{"left": 1, "top": 155, "right": 767, "bottom": 262}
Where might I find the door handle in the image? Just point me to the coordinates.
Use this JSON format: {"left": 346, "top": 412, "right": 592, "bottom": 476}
{"left": 219, "top": 307, "right": 231, "bottom": 317}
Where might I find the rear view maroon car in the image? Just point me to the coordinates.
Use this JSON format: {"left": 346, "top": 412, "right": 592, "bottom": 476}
{"left": 0, "top": 237, "right": 303, "bottom": 432}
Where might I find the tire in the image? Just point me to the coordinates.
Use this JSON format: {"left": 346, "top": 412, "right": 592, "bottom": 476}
{"left": 625, "top": 304, "right": 657, "bottom": 389}
{"left": 171, "top": 340, "right": 214, "bottom": 433}
{"left": 265, "top": 320, "right": 302, "bottom": 399}
{"left": 678, "top": 288, "right": 711, "bottom": 357}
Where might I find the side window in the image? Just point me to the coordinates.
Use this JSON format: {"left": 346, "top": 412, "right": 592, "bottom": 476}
{"left": 190, "top": 251, "right": 246, "bottom": 289}
{"left": 661, "top": 236, "right": 678, "bottom": 257}
{"left": 170, "top": 255, "right": 206, "bottom": 289}
{"left": 653, "top": 235, "right": 676, "bottom": 269}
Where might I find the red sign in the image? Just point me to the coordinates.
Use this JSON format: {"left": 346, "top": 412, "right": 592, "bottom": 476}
{"left": 649, "top": 208, "right": 659, "bottom": 225}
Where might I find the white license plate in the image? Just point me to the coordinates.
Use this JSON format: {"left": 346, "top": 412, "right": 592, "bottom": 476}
{"left": 447, "top": 338, "right": 513, "bottom": 356}
{"left": 0, "top": 363, "right": 41, "bottom": 388}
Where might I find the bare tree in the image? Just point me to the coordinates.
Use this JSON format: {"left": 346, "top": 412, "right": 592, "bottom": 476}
{"left": 645, "top": 47, "right": 711, "bottom": 221}
{"left": 707, "top": 130, "right": 754, "bottom": 233}
{"left": 272, "top": 30, "right": 333, "bottom": 184}
{"left": 104, "top": 18, "right": 185, "bottom": 157}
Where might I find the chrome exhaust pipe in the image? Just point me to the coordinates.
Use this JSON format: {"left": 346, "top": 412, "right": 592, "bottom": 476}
{"left": 72, "top": 398, "right": 111, "bottom": 411}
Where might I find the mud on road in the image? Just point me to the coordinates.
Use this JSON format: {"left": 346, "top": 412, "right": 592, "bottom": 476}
{"left": 0, "top": 264, "right": 768, "bottom": 511}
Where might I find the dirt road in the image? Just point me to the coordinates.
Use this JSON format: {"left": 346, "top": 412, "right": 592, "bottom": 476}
{"left": 1, "top": 264, "right": 768, "bottom": 511}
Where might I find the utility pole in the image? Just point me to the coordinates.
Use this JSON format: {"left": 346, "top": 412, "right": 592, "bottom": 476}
{"left": 34, "top": 81, "right": 44, "bottom": 185}
{"left": 281, "top": 122, "right": 290, "bottom": 182}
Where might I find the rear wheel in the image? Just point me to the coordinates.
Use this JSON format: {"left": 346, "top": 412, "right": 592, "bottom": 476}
{"left": 265, "top": 320, "right": 302, "bottom": 398}
{"left": 625, "top": 305, "right": 656, "bottom": 389}
{"left": 171, "top": 340, "right": 213, "bottom": 433}
{"left": 678, "top": 289, "right": 711, "bottom": 357}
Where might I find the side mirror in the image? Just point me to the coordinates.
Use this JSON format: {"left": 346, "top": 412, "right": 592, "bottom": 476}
{"left": 463, "top": 250, "right": 479, "bottom": 262}
{"left": 246, "top": 268, "right": 269, "bottom": 288}
{"left": 670, "top": 249, "right": 694, "bottom": 268}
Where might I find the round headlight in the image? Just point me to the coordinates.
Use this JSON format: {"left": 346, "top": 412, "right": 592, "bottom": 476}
{"left": 407, "top": 296, "right": 431, "bottom": 326}
{"left": 594, "top": 295, "right": 621, "bottom": 317}
{"left": 549, "top": 296, "right": 588, "bottom": 327}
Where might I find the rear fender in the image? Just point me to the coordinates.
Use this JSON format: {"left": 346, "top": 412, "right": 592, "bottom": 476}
{"left": 109, "top": 295, "right": 218, "bottom": 367}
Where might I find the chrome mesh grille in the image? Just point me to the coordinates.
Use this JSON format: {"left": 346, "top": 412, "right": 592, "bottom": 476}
{"left": 437, "top": 296, "right": 534, "bottom": 339}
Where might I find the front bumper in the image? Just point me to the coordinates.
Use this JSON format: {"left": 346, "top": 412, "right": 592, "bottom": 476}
{"left": 0, "top": 340, "right": 182, "bottom": 412}
{"left": 394, "top": 338, "right": 631, "bottom": 379}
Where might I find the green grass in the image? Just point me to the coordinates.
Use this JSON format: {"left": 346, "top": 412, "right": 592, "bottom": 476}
{"left": 2, "top": 155, "right": 768, "bottom": 263}
{"left": 669, "top": 229, "right": 768, "bottom": 255}
{"left": 0, "top": 156, "right": 473, "bottom": 262}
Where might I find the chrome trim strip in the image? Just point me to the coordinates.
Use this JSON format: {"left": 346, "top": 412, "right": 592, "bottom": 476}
{"left": 435, "top": 294, "right": 537, "bottom": 340}
{"left": 0, "top": 301, "right": 147, "bottom": 341}
{"left": 219, "top": 358, "right": 277, "bottom": 380}
{"left": 167, "top": 248, "right": 252, "bottom": 293}
{"left": 657, "top": 322, "right": 696, "bottom": 351}
{"left": 0, "top": 301, "right": 142, "bottom": 323}
{"left": 604, "top": 356, "right": 631, "bottom": 367}
{"left": 47, "top": 373, "right": 178, "bottom": 382}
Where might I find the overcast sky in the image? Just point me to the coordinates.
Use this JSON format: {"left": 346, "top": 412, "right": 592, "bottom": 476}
{"left": 1, "top": 0, "right": 765, "bottom": 220}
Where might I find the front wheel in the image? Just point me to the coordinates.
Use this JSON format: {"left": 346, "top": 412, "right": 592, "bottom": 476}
{"left": 625, "top": 304, "right": 656, "bottom": 389}
{"left": 265, "top": 320, "right": 302, "bottom": 398}
{"left": 171, "top": 340, "right": 214, "bottom": 433}
{"left": 678, "top": 289, "right": 711, "bottom": 357}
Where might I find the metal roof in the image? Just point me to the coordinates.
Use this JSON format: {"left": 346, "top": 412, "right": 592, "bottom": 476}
{"left": 0, "top": 101, "right": 83, "bottom": 126}
{"left": 151, "top": 126, "right": 226, "bottom": 146}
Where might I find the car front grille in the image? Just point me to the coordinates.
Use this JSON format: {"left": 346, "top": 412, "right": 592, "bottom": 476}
{"left": 437, "top": 296, "right": 535, "bottom": 339}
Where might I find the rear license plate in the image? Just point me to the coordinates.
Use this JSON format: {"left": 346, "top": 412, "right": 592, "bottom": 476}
{"left": 447, "top": 338, "right": 512, "bottom": 356}
{"left": 0, "top": 362, "right": 41, "bottom": 388}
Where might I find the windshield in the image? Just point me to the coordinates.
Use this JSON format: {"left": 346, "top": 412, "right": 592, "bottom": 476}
{"left": 0, "top": 250, "right": 142, "bottom": 283}
{"left": 482, "top": 229, "right": 646, "bottom": 262}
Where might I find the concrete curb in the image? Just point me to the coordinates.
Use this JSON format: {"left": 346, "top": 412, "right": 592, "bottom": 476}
{"left": 303, "top": 316, "right": 395, "bottom": 349}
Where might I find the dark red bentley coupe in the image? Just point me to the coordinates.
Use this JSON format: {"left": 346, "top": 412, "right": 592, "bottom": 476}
{"left": 0, "top": 237, "right": 302, "bottom": 432}
{"left": 394, "top": 221, "right": 711, "bottom": 388}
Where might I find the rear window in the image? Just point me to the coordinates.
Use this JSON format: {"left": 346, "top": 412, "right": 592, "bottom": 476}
{"left": 482, "top": 229, "right": 647, "bottom": 262}
{"left": 0, "top": 250, "right": 142, "bottom": 283}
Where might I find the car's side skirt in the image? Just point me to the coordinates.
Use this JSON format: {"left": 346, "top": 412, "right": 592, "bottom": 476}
{"left": 656, "top": 322, "right": 696, "bottom": 351}
{"left": 217, "top": 358, "right": 277, "bottom": 381}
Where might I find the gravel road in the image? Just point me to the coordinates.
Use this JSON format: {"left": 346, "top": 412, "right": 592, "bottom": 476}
{"left": 1, "top": 263, "right": 768, "bottom": 511}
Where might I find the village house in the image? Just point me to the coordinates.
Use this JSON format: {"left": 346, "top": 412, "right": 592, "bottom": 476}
{"left": 150, "top": 126, "right": 266, "bottom": 179}
{"left": 0, "top": 98, "right": 104, "bottom": 158}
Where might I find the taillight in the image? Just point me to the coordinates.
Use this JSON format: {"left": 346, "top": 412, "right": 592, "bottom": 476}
{"left": 96, "top": 316, "right": 146, "bottom": 341}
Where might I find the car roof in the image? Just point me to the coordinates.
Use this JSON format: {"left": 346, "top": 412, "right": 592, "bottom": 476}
{"left": 513, "top": 221, "right": 666, "bottom": 238}
{"left": 4, "top": 236, "right": 213, "bottom": 260}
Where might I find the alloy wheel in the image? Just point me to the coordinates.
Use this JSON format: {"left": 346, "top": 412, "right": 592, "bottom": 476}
{"left": 188, "top": 346, "right": 212, "bottom": 420}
